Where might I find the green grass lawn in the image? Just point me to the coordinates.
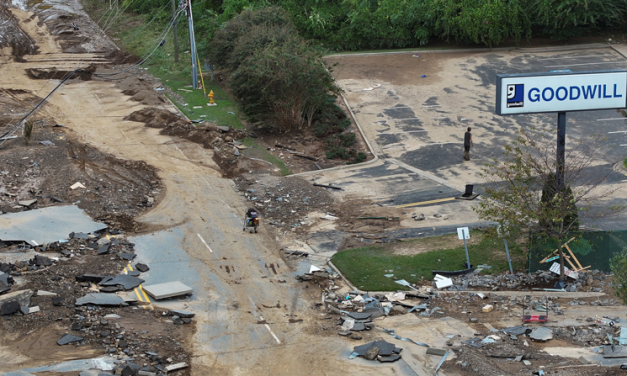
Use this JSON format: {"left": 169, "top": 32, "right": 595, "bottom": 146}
{"left": 331, "top": 231, "right": 526, "bottom": 291}
{"left": 159, "top": 73, "right": 244, "bottom": 130}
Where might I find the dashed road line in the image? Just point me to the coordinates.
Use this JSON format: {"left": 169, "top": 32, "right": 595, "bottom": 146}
{"left": 260, "top": 315, "right": 281, "bottom": 344}
{"left": 197, "top": 234, "right": 213, "bottom": 253}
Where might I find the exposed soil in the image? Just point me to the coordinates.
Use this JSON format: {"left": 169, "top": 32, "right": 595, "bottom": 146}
{"left": 0, "top": 122, "right": 162, "bottom": 232}
{"left": 0, "top": 234, "right": 192, "bottom": 374}
{"left": 249, "top": 95, "right": 374, "bottom": 174}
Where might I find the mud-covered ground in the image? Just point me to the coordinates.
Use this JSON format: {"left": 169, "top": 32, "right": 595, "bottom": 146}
{"left": 1, "top": 233, "right": 192, "bottom": 374}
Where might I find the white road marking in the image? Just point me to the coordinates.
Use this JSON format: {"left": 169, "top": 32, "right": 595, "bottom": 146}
{"left": 545, "top": 61, "right": 625, "bottom": 68}
{"left": 537, "top": 55, "right": 610, "bottom": 61}
{"left": 197, "top": 234, "right": 213, "bottom": 253}
{"left": 260, "top": 315, "right": 281, "bottom": 344}
{"left": 608, "top": 131, "right": 627, "bottom": 134}
{"left": 620, "top": 144, "right": 627, "bottom": 147}
{"left": 384, "top": 106, "right": 411, "bottom": 109}
{"left": 380, "top": 130, "right": 427, "bottom": 135}
{"left": 598, "top": 118, "right": 627, "bottom": 121}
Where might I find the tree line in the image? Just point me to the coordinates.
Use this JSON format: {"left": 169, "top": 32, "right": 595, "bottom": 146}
{"left": 129, "top": 0, "right": 627, "bottom": 54}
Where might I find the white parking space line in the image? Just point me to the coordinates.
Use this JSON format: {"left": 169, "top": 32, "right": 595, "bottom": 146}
{"left": 536, "top": 55, "right": 612, "bottom": 61}
{"left": 259, "top": 315, "right": 281, "bottom": 344}
{"left": 380, "top": 130, "right": 427, "bottom": 135}
{"left": 545, "top": 61, "right": 626, "bottom": 68}
{"left": 597, "top": 118, "right": 626, "bottom": 121}
{"left": 197, "top": 234, "right": 213, "bottom": 253}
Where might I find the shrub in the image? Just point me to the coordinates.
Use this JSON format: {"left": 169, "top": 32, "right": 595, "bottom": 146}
{"left": 211, "top": 7, "right": 343, "bottom": 133}
{"left": 611, "top": 247, "right": 627, "bottom": 304}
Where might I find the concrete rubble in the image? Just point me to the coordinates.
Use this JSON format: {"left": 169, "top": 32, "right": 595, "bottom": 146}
{"left": 447, "top": 269, "right": 612, "bottom": 293}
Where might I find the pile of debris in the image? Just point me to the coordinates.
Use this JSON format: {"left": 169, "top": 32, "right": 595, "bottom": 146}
{"left": 235, "top": 175, "right": 334, "bottom": 229}
{"left": 446, "top": 269, "right": 610, "bottom": 293}
{"left": 325, "top": 289, "right": 436, "bottom": 319}
{"left": 0, "top": 227, "right": 194, "bottom": 375}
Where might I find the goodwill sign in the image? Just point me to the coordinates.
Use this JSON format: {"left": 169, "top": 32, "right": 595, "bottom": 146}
{"left": 496, "top": 70, "right": 627, "bottom": 115}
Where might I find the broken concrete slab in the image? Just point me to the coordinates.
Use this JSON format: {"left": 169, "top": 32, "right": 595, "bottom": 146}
{"left": 18, "top": 199, "right": 37, "bottom": 207}
{"left": 98, "top": 245, "right": 110, "bottom": 255}
{"left": 0, "top": 289, "right": 33, "bottom": 307}
{"left": 603, "top": 345, "right": 627, "bottom": 358}
{"left": 354, "top": 340, "right": 397, "bottom": 357}
{"left": 168, "top": 309, "right": 195, "bottom": 318}
{"left": 377, "top": 354, "right": 402, "bottom": 363}
{"left": 142, "top": 281, "right": 192, "bottom": 300}
{"left": 529, "top": 327, "right": 553, "bottom": 342}
{"left": 28, "top": 306, "right": 40, "bottom": 314}
{"left": 0, "top": 205, "right": 107, "bottom": 246}
{"left": 33, "top": 255, "right": 52, "bottom": 266}
{"left": 52, "top": 297, "right": 64, "bottom": 306}
{"left": 164, "top": 363, "right": 188, "bottom": 372}
{"left": 502, "top": 326, "right": 531, "bottom": 336}
{"left": 118, "top": 253, "right": 136, "bottom": 261}
{"left": 57, "top": 333, "right": 83, "bottom": 345}
{"left": 426, "top": 348, "right": 448, "bottom": 356}
{"left": 75, "top": 274, "right": 106, "bottom": 283}
{"left": 75, "top": 293, "right": 127, "bottom": 306}
{"left": 36, "top": 290, "right": 57, "bottom": 296}
{"left": 347, "top": 312, "right": 371, "bottom": 320}
{"left": 98, "top": 275, "right": 144, "bottom": 290}
{"left": 69, "top": 232, "right": 89, "bottom": 239}
{"left": 1, "top": 301, "right": 20, "bottom": 315}
{"left": 135, "top": 263, "right": 149, "bottom": 272}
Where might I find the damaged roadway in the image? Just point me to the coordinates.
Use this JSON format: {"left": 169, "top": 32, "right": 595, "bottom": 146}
{"left": 0, "top": 0, "right": 441, "bottom": 375}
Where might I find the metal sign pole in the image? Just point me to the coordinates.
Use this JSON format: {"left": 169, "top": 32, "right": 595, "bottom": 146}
{"left": 504, "top": 239, "right": 513, "bottom": 274}
{"left": 556, "top": 112, "right": 566, "bottom": 190}
{"left": 462, "top": 229, "right": 470, "bottom": 268}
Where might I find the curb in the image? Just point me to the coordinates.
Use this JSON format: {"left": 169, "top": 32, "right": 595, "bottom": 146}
{"left": 327, "top": 260, "right": 363, "bottom": 294}
{"left": 290, "top": 87, "right": 380, "bottom": 178}
{"left": 610, "top": 44, "right": 627, "bottom": 60}
{"left": 324, "top": 43, "right": 611, "bottom": 58}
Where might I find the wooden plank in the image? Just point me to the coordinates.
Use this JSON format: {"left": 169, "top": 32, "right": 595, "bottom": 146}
{"left": 564, "top": 244, "right": 585, "bottom": 270}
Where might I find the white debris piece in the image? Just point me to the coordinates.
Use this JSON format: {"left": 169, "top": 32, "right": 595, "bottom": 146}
{"left": 549, "top": 262, "right": 578, "bottom": 279}
{"left": 70, "top": 182, "right": 86, "bottom": 190}
{"left": 433, "top": 274, "right": 453, "bottom": 289}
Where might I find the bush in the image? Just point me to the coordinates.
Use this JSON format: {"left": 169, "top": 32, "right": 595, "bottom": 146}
{"left": 531, "top": 0, "right": 627, "bottom": 39}
{"left": 611, "top": 247, "right": 627, "bottom": 304}
{"left": 313, "top": 100, "right": 351, "bottom": 137}
{"left": 325, "top": 133, "right": 366, "bottom": 164}
{"left": 210, "top": 7, "right": 343, "bottom": 133}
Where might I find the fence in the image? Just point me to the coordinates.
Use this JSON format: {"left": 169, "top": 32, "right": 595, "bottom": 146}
{"left": 527, "top": 230, "right": 627, "bottom": 273}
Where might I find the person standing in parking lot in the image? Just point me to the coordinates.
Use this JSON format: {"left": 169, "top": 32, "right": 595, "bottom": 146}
{"left": 463, "top": 127, "right": 473, "bottom": 161}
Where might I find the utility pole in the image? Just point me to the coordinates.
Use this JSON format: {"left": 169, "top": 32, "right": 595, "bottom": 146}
{"left": 186, "top": 0, "right": 198, "bottom": 89}
{"left": 172, "top": 0, "right": 179, "bottom": 63}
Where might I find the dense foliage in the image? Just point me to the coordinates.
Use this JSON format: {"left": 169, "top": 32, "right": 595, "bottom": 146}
{"left": 128, "top": 0, "right": 627, "bottom": 54}
{"left": 208, "top": 7, "right": 355, "bottom": 148}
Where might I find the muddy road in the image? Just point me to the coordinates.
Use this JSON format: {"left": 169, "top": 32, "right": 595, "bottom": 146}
{"left": 0, "top": 0, "right": 436, "bottom": 375}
